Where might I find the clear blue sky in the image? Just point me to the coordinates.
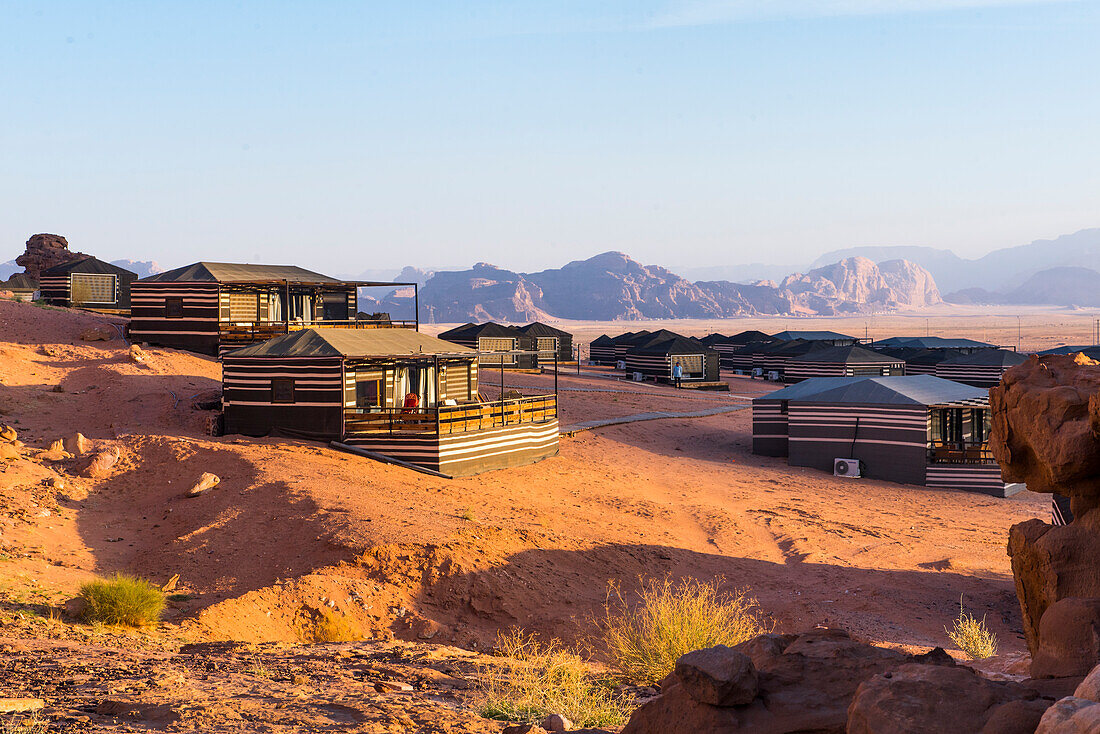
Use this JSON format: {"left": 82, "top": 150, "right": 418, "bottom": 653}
{"left": 2, "top": 0, "right": 1098, "bottom": 275}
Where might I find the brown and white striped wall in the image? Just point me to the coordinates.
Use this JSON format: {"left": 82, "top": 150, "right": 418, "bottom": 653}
{"left": 223, "top": 355, "right": 345, "bottom": 438}
{"left": 751, "top": 400, "right": 789, "bottom": 456}
{"left": 784, "top": 360, "right": 904, "bottom": 383}
{"left": 925, "top": 464, "right": 1018, "bottom": 497}
{"left": 589, "top": 343, "right": 617, "bottom": 365}
{"left": 38, "top": 273, "right": 73, "bottom": 305}
{"left": 130, "top": 282, "right": 223, "bottom": 355}
{"left": 933, "top": 364, "right": 1007, "bottom": 388}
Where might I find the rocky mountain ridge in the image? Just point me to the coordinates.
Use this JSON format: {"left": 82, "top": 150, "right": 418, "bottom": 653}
{"left": 369, "top": 252, "right": 942, "bottom": 322}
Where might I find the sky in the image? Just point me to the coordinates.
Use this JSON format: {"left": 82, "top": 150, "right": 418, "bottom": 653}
{"left": 2, "top": 0, "right": 1099, "bottom": 275}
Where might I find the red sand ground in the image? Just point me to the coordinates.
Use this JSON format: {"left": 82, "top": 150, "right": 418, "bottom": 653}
{"left": 0, "top": 299, "right": 1048, "bottom": 665}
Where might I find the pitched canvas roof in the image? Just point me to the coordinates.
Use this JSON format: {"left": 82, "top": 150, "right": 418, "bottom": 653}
{"left": 590, "top": 334, "right": 615, "bottom": 346}
{"left": 874, "top": 336, "right": 994, "bottom": 350}
{"left": 140, "top": 262, "right": 343, "bottom": 284}
{"left": 518, "top": 322, "right": 572, "bottom": 338}
{"left": 791, "top": 344, "right": 903, "bottom": 364}
{"left": 940, "top": 349, "right": 1028, "bottom": 367}
{"left": 225, "top": 329, "right": 475, "bottom": 359}
{"left": 1036, "top": 345, "right": 1100, "bottom": 357}
{"left": 757, "top": 376, "right": 870, "bottom": 402}
{"left": 629, "top": 334, "right": 708, "bottom": 355}
{"left": 772, "top": 330, "right": 856, "bottom": 342}
{"left": 775, "top": 375, "right": 988, "bottom": 407}
{"left": 730, "top": 330, "right": 775, "bottom": 345}
{"left": 0, "top": 273, "right": 38, "bottom": 290}
{"left": 40, "top": 256, "right": 136, "bottom": 277}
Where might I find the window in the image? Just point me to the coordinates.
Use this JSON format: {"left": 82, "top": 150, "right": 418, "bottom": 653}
{"left": 271, "top": 378, "right": 295, "bottom": 404}
{"left": 356, "top": 380, "right": 381, "bottom": 408}
{"left": 229, "top": 292, "right": 259, "bottom": 323}
{"left": 165, "top": 297, "right": 184, "bottom": 319}
{"left": 70, "top": 273, "right": 117, "bottom": 305}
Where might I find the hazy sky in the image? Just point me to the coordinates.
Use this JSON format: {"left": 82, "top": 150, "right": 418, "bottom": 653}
{"left": 2, "top": 0, "right": 1098, "bottom": 275}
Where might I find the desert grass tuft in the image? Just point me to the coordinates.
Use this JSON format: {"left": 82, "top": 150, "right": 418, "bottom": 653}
{"left": 598, "top": 577, "right": 767, "bottom": 684}
{"left": 475, "top": 629, "right": 629, "bottom": 729}
{"left": 2, "top": 713, "right": 47, "bottom": 734}
{"left": 309, "top": 609, "right": 362, "bottom": 643}
{"left": 946, "top": 598, "right": 997, "bottom": 659}
{"left": 78, "top": 573, "right": 165, "bottom": 627}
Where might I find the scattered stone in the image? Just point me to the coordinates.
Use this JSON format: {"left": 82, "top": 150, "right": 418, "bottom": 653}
{"left": 673, "top": 645, "right": 758, "bottom": 706}
{"left": 847, "top": 663, "right": 1049, "bottom": 734}
{"left": 0, "top": 698, "right": 45, "bottom": 713}
{"left": 374, "top": 680, "right": 414, "bottom": 692}
{"left": 0, "top": 425, "right": 16, "bottom": 442}
{"left": 80, "top": 327, "right": 114, "bottom": 342}
{"left": 502, "top": 725, "right": 548, "bottom": 734}
{"left": 540, "top": 713, "right": 573, "bottom": 731}
{"left": 63, "top": 597, "right": 87, "bottom": 620}
{"left": 1035, "top": 696, "right": 1100, "bottom": 733}
{"left": 162, "top": 573, "right": 180, "bottom": 592}
{"left": 0, "top": 443, "right": 18, "bottom": 461}
{"left": 65, "top": 432, "right": 93, "bottom": 455}
{"left": 129, "top": 344, "right": 148, "bottom": 364}
{"left": 38, "top": 439, "right": 73, "bottom": 461}
{"left": 186, "top": 472, "right": 220, "bottom": 497}
{"left": 84, "top": 447, "right": 120, "bottom": 478}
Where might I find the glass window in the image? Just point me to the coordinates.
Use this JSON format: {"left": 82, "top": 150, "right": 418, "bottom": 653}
{"left": 165, "top": 297, "right": 184, "bottom": 318}
{"left": 356, "top": 380, "right": 381, "bottom": 408}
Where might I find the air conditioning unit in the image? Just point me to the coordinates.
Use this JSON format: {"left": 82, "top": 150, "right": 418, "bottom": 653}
{"left": 751, "top": 368, "right": 764, "bottom": 378}
{"left": 767, "top": 371, "right": 780, "bottom": 381}
{"left": 616, "top": 360, "right": 627, "bottom": 370}
{"left": 833, "top": 458, "right": 862, "bottom": 478}
{"left": 633, "top": 371, "right": 644, "bottom": 382}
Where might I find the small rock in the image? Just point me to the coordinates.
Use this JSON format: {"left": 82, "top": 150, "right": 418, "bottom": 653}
{"left": 674, "top": 645, "right": 758, "bottom": 706}
{"left": 0, "top": 425, "right": 16, "bottom": 443}
{"left": 162, "top": 573, "right": 180, "bottom": 592}
{"left": 80, "top": 327, "right": 114, "bottom": 342}
{"left": 65, "top": 432, "right": 93, "bottom": 455}
{"left": 0, "top": 698, "right": 45, "bottom": 713}
{"left": 502, "top": 725, "right": 548, "bottom": 734}
{"left": 38, "top": 439, "right": 73, "bottom": 461}
{"left": 186, "top": 472, "right": 220, "bottom": 497}
{"left": 84, "top": 447, "right": 120, "bottom": 478}
{"left": 374, "top": 680, "right": 414, "bottom": 692}
{"left": 128, "top": 344, "right": 148, "bottom": 364}
{"left": 0, "top": 443, "right": 18, "bottom": 461}
{"left": 541, "top": 713, "right": 573, "bottom": 731}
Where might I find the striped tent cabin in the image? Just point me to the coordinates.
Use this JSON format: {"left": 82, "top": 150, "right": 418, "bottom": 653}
{"left": 223, "top": 329, "right": 558, "bottom": 477}
{"left": 589, "top": 335, "right": 617, "bottom": 365}
{"left": 784, "top": 345, "right": 905, "bottom": 383}
{"left": 0, "top": 273, "right": 38, "bottom": 302}
{"left": 751, "top": 339, "right": 835, "bottom": 381}
{"left": 725, "top": 340, "right": 775, "bottom": 374}
{"left": 752, "top": 375, "right": 1020, "bottom": 496}
{"left": 436, "top": 323, "right": 538, "bottom": 370}
{"left": 130, "top": 262, "right": 414, "bottom": 357}
{"left": 612, "top": 331, "right": 655, "bottom": 363}
{"left": 702, "top": 331, "right": 776, "bottom": 370}
{"left": 888, "top": 348, "right": 952, "bottom": 376}
{"left": 517, "top": 322, "right": 573, "bottom": 365}
{"left": 934, "top": 349, "right": 1027, "bottom": 388}
{"left": 624, "top": 334, "right": 719, "bottom": 384}
{"left": 39, "top": 257, "right": 137, "bottom": 312}
{"left": 873, "top": 336, "right": 993, "bottom": 354}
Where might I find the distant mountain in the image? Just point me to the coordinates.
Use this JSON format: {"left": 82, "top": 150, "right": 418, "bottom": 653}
{"left": 110, "top": 259, "right": 162, "bottom": 278}
{"left": 0, "top": 260, "right": 17, "bottom": 280}
{"left": 813, "top": 228, "right": 1100, "bottom": 294}
{"left": 670, "top": 262, "right": 799, "bottom": 284}
{"left": 1004, "top": 267, "right": 1100, "bottom": 307}
{"left": 377, "top": 252, "right": 941, "bottom": 322}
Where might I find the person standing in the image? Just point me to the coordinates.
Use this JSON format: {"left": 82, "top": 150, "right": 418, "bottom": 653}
{"left": 673, "top": 360, "right": 683, "bottom": 389}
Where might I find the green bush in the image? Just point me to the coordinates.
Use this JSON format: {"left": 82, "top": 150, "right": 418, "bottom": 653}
{"left": 598, "top": 577, "right": 766, "bottom": 684}
{"left": 78, "top": 574, "right": 165, "bottom": 627}
{"left": 946, "top": 599, "right": 998, "bottom": 659}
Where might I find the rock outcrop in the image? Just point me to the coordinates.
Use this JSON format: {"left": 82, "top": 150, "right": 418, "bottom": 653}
{"left": 620, "top": 629, "right": 1051, "bottom": 734}
{"left": 991, "top": 354, "right": 1100, "bottom": 678}
{"left": 14, "top": 234, "right": 87, "bottom": 280}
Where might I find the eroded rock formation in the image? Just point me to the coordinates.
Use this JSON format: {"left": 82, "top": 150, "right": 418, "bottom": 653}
{"left": 14, "top": 233, "right": 87, "bottom": 280}
{"left": 991, "top": 353, "right": 1100, "bottom": 678}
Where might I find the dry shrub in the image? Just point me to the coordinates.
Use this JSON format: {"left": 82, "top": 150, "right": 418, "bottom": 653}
{"left": 78, "top": 574, "right": 165, "bottom": 627}
{"left": 475, "top": 629, "right": 629, "bottom": 729}
{"left": 310, "top": 609, "right": 362, "bottom": 643}
{"left": 598, "top": 577, "right": 766, "bottom": 684}
{"left": 2, "top": 713, "right": 47, "bottom": 734}
{"left": 946, "top": 600, "right": 998, "bottom": 659}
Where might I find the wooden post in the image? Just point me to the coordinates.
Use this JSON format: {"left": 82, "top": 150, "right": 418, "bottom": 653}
{"left": 414, "top": 284, "right": 420, "bottom": 332}
{"left": 500, "top": 354, "right": 505, "bottom": 426}
{"left": 434, "top": 356, "right": 441, "bottom": 438}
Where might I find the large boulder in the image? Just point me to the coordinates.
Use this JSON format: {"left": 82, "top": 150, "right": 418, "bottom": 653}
{"left": 622, "top": 629, "right": 915, "bottom": 734}
{"left": 847, "top": 663, "right": 1050, "bottom": 734}
{"left": 14, "top": 233, "right": 88, "bottom": 280}
{"left": 1031, "top": 598, "right": 1100, "bottom": 679}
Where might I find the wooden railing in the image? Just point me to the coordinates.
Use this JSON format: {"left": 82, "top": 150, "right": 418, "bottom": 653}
{"left": 927, "top": 441, "right": 995, "bottom": 464}
{"left": 344, "top": 395, "right": 558, "bottom": 437}
{"left": 219, "top": 318, "right": 416, "bottom": 344}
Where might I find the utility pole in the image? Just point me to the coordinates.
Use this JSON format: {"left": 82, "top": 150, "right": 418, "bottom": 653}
{"left": 1017, "top": 315, "right": 1021, "bottom": 352}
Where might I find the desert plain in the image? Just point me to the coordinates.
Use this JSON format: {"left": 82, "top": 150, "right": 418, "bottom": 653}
{"left": 1, "top": 300, "right": 1098, "bottom": 731}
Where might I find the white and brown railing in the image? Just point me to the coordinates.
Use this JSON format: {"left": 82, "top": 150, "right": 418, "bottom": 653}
{"left": 927, "top": 441, "right": 995, "bottom": 464}
{"left": 219, "top": 317, "right": 417, "bottom": 345}
{"left": 344, "top": 395, "right": 558, "bottom": 437}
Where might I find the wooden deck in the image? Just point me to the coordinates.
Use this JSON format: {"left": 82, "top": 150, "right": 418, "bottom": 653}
{"left": 343, "top": 395, "right": 558, "bottom": 437}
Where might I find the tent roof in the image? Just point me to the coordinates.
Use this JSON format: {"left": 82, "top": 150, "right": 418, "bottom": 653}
{"left": 629, "top": 334, "right": 708, "bottom": 356}
{"left": 613, "top": 330, "right": 654, "bottom": 345}
{"left": 874, "top": 336, "right": 994, "bottom": 350}
{"left": 225, "top": 328, "right": 475, "bottom": 359}
{"left": 772, "top": 330, "right": 856, "bottom": 342}
{"left": 140, "top": 261, "right": 344, "bottom": 284}
{"left": 1036, "top": 345, "right": 1100, "bottom": 357}
{"left": 590, "top": 334, "right": 616, "bottom": 346}
{"left": 756, "top": 376, "right": 870, "bottom": 402}
{"left": 730, "top": 330, "right": 775, "bottom": 345}
{"left": 790, "top": 344, "right": 902, "bottom": 364}
{"left": 0, "top": 273, "right": 38, "bottom": 289}
{"left": 438, "top": 322, "right": 522, "bottom": 340}
{"left": 518, "top": 322, "right": 572, "bottom": 338}
{"left": 768, "top": 375, "right": 988, "bottom": 407}
{"left": 40, "top": 256, "right": 136, "bottom": 277}
{"left": 940, "top": 349, "right": 1028, "bottom": 367}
